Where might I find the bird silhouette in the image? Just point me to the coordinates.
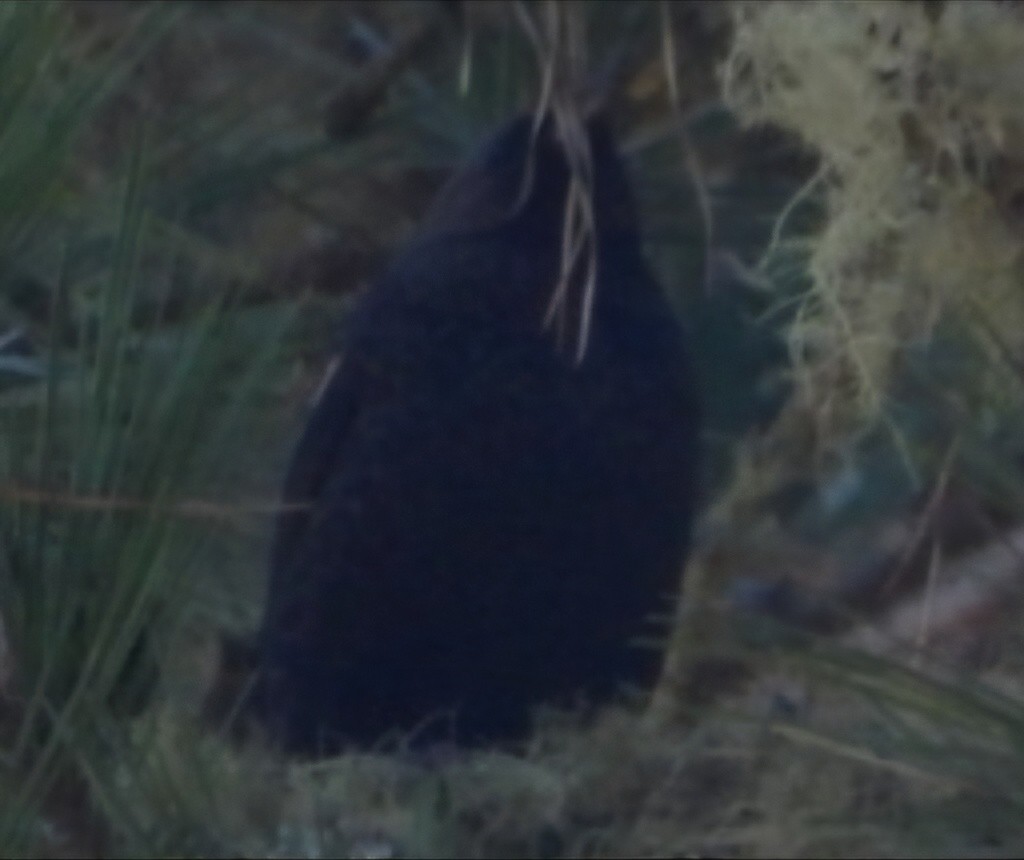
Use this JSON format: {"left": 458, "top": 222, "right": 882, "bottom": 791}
{"left": 253, "top": 111, "right": 701, "bottom": 755}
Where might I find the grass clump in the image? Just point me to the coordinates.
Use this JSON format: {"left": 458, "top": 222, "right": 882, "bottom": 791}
{"left": 0, "top": 4, "right": 292, "bottom": 853}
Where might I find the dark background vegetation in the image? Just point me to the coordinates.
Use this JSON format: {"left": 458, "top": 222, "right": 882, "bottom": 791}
{"left": 1, "top": 1, "right": 1024, "bottom": 856}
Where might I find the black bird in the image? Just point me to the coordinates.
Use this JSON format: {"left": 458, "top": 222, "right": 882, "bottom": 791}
{"left": 254, "top": 112, "right": 701, "bottom": 754}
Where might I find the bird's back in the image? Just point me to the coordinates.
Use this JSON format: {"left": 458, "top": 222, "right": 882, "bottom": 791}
{"left": 256, "top": 113, "right": 701, "bottom": 754}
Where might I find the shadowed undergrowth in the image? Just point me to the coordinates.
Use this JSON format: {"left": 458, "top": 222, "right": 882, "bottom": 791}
{"left": 2, "top": 1, "right": 1024, "bottom": 856}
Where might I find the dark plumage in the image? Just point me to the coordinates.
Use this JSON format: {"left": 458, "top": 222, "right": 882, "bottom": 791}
{"left": 255, "top": 112, "right": 701, "bottom": 754}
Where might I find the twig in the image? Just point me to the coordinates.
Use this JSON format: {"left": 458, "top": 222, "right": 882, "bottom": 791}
{"left": 0, "top": 483, "right": 306, "bottom": 526}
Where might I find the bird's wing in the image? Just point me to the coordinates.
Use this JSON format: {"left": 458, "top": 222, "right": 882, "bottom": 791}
{"left": 268, "top": 353, "right": 363, "bottom": 580}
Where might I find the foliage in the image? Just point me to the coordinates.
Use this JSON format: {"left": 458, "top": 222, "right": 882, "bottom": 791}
{"left": 1, "top": 0, "right": 1024, "bottom": 856}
